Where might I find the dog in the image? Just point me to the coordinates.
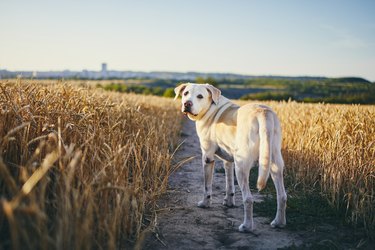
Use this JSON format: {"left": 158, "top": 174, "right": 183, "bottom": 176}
{"left": 174, "top": 83, "right": 287, "bottom": 232}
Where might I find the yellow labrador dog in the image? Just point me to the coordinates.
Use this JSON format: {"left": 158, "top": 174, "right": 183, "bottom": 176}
{"left": 174, "top": 83, "right": 287, "bottom": 232}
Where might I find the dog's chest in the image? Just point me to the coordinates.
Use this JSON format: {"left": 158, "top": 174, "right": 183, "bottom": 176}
{"left": 215, "top": 123, "right": 236, "bottom": 148}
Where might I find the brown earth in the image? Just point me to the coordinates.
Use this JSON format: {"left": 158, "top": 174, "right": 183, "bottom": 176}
{"left": 142, "top": 118, "right": 303, "bottom": 250}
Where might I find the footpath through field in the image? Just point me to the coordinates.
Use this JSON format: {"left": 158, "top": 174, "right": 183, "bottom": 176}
{"left": 143, "top": 118, "right": 302, "bottom": 250}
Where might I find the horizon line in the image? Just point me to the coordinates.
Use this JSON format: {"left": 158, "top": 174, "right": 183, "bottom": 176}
{"left": 1, "top": 67, "right": 372, "bottom": 81}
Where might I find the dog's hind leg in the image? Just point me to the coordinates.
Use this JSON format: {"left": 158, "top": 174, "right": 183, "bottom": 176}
{"left": 234, "top": 154, "right": 255, "bottom": 232}
{"left": 223, "top": 161, "right": 235, "bottom": 207}
{"left": 270, "top": 148, "right": 287, "bottom": 228}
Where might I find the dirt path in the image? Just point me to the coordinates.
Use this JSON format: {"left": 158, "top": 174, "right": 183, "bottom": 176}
{"left": 143, "top": 118, "right": 302, "bottom": 250}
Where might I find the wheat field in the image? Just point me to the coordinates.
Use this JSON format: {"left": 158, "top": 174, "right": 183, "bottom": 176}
{"left": 258, "top": 101, "right": 375, "bottom": 235}
{"left": 1, "top": 80, "right": 374, "bottom": 249}
{"left": 0, "top": 80, "right": 181, "bottom": 249}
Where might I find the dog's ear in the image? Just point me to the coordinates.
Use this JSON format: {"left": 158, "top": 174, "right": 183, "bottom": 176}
{"left": 174, "top": 83, "right": 188, "bottom": 100}
{"left": 205, "top": 84, "right": 221, "bottom": 104}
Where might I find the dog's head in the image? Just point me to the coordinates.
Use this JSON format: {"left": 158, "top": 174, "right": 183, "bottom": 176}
{"left": 174, "top": 83, "right": 221, "bottom": 121}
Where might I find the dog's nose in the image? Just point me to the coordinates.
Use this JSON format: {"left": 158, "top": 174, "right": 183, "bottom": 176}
{"left": 184, "top": 101, "right": 193, "bottom": 108}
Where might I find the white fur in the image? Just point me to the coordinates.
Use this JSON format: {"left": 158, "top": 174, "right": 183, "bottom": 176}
{"left": 175, "top": 83, "right": 287, "bottom": 232}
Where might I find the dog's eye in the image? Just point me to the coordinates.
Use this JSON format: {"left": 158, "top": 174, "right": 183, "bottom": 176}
{"left": 197, "top": 94, "right": 203, "bottom": 99}
{"left": 184, "top": 91, "right": 189, "bottom": 96}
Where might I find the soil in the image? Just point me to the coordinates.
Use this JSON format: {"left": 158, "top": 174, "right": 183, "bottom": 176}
{"left": 142, "top": 118, "right": 305, "bottom": 250}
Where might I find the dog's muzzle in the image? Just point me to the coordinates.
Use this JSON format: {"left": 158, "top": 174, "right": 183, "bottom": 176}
{"left": 183, "top": 101, "right": 193, "bottom": 113}
{"left": 183, "top": 101, "right": 198, "bottom": 116}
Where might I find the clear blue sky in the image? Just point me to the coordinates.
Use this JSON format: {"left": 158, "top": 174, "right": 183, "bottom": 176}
{"left": 1, "top": 0, "right": 374, "bottom": 81}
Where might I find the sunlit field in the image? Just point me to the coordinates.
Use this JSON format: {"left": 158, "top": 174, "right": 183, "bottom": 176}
{"left": 0, "top": 80, "right": 374, "bottom": 249}
{"left": 239, "top": 100, "right": 375, "bottom": 236}
{"left": 0, "top": 80, "right": 181, "bottom": 249}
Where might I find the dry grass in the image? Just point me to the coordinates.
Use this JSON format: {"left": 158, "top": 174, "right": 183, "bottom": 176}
{"left": 0, "top": 80, "right": 182, "bottom": 249}
{"left": 241, "top": 100, "right": 374, "bottom": 235}
{"left": 1, "top": 78, "right": 374, "bottom": 249}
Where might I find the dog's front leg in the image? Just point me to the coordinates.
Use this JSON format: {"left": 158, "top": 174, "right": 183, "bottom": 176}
{"left": 197, "top": 154, "right": 215, "bottom": 208}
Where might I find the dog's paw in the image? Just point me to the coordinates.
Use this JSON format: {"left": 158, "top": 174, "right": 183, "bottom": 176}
{"left": 270, "top": 219, "right": 286, "bottom": 228}
{"left": 197, "top": 200, "right": 211, "bottom": 208}
{"left": 222, "top": 199, "right": 235, "bottom": 208}
{"left": 239, "top": 223, "right": 254, "bottom": 233}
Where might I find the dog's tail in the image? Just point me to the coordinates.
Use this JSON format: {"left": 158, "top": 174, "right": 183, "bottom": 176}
{"left": 256, "top": 110, "right": 274, "bottom": 191}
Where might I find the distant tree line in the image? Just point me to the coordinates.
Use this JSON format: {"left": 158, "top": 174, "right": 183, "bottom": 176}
{"left": 97, "top": 83, "right": 176, "bottom": 98}
{"left": 98, "top": 77, "right": 375, "bottom": 104}
{"left": 239, "top": 78, "right": 375, "bottom": 104}
{"left": 97, "top": 77, "right": 218, "bottom": 98}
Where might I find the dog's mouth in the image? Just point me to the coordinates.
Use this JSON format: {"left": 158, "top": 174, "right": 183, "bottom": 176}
{"left": 183, "top": 109, "right": 198, "bottom": 117}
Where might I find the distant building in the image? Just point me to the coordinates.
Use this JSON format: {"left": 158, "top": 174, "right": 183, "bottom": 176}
{"left": 101, "top": 63, "right": 108, "bottom": 79}
{"left": 82, "top": 69, "right": 89, "bottom": 78}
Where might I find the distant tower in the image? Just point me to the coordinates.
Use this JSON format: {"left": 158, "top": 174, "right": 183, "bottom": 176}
{"left": 101, "top": 63, "right": 108, "bottom": 79}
